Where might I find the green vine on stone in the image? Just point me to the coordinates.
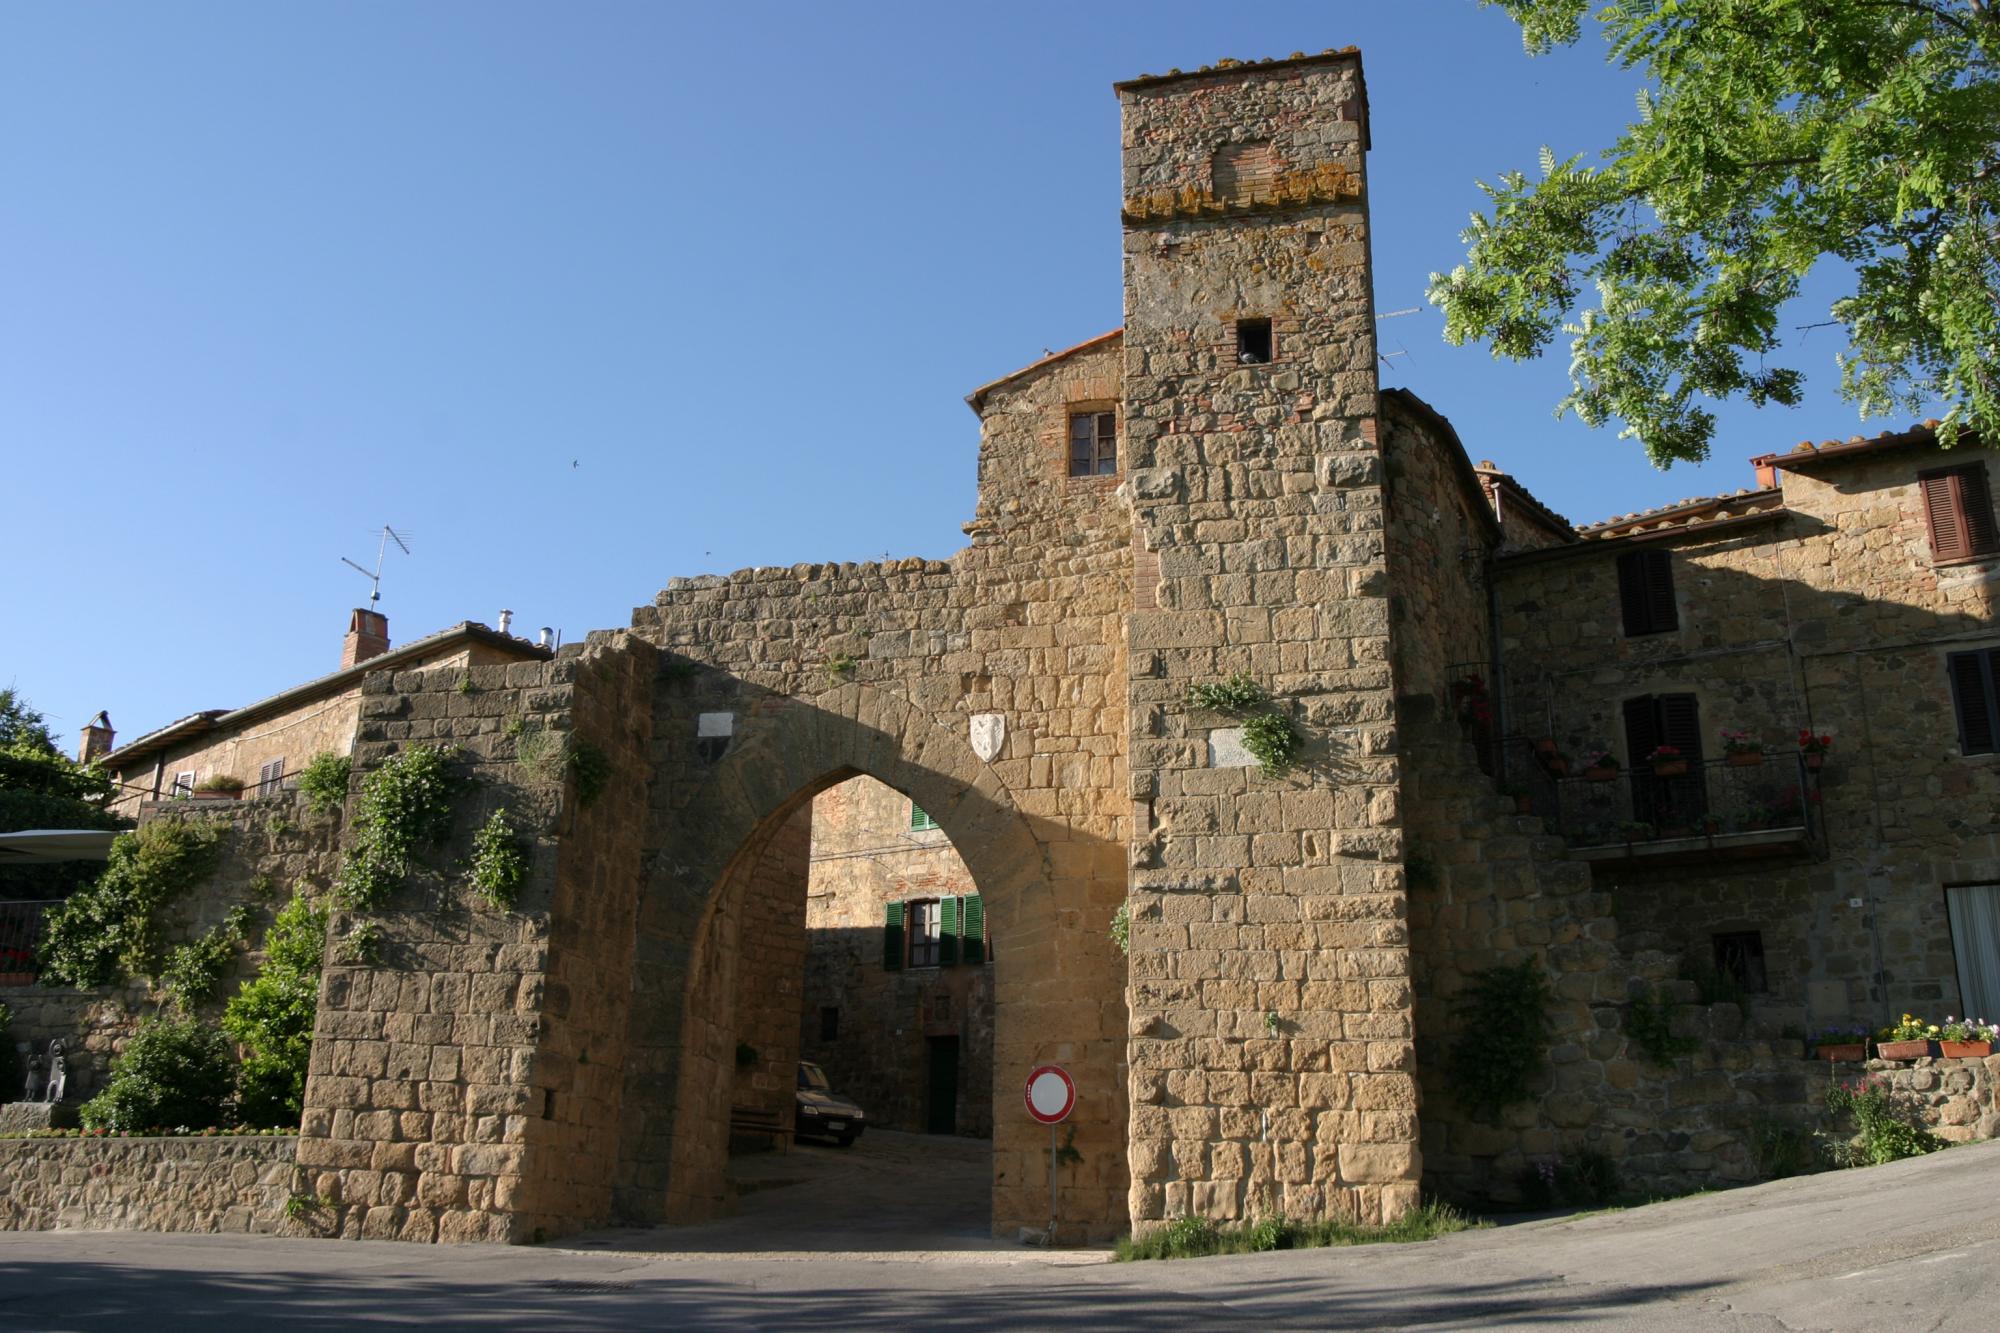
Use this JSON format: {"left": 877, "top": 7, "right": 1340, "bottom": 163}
{"left": 223, "top": 887, "right": 327, "bottom": 1129}
{"left": 1626, "top": 985, "right": 1700, "bottom": 1066}
{"left": 38, "top": 820, "right": 221, "bottom": 989}
{"left": 338, "top": 919, "right": 383, "bottom": 965}
{"left": 333, "top": 744, "right": 460, "bottom": 909}
{"left": 1239, "top": 711, "right": 1302, "bottom": 777}
{"left": 568, "top": 743, "right": 610, "bottom": 808}
{"left": 466, "top": 808, "right": 529, "bottom": 910}
{"left": 1185, "top": 673, "right": 1268, "bottom": 714}
{"left": 296, "top": 752, "right": 351, "bottom": 816}
{"left": 826, "top": 653, "right": 857, "bottom": 681}
{"left": 159, "top": 906, "right": 253, "bottom": 1009}
{"left": 1109, "top": 901, "right": 1131, "bottom": 956}
{"left": 1447, "top": 960, "right": 1553, "bottom": 1122}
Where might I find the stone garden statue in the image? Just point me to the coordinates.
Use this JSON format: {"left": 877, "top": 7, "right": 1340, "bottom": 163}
{"left": 22, "top": 1050, "right": 46, "bottom": 1102}
{"left": 44, "top": 1039, "right": 67, "bottom": 1104}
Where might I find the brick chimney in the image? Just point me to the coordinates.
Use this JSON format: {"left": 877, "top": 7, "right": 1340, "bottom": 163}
{"left": 77, "top": 711, "right": 114, "bottom": 764}
{"left": 341, "top": 609, "right": 390, "bottom": 669}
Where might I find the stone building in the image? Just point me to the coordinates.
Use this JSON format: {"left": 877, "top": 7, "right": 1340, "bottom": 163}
{"left": 10, "top": 48, "right": 1999, "bottom": 1248}
{"left": 799, "top": 777, "right": 993, "bottom": 1138}
{"left": 92, "top": 612, "right": 551, "bottom": 819}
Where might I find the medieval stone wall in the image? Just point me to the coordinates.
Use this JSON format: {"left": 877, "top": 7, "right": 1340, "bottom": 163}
{"left": 0, "top": 1135, "right": 295, "bottom": 1234}
{"left": 1117, "top": 53, "right": 1420, "bottom": 1231}
{"left": 729, "top": 806, "right": 811, "bottom": 1133}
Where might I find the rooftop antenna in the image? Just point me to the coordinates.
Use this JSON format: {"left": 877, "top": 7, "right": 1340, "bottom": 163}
{"left": 341, "top": 525, "right": 411, "bottom": 608}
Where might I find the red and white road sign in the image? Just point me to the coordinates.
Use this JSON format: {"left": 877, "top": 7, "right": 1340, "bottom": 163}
{"left": 1024, "top": 1065, "right": 1075, "bottom": 1124}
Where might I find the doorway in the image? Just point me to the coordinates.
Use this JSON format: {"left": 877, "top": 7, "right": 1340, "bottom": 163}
{"left": 927, "top": 1037, "right": 960, "bottom": 1135}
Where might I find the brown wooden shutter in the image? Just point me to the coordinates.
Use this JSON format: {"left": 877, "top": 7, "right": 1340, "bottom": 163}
{"left": 1658, "top": 693, "right": 1704, "bottom": 761}
{"left": 1949, "top": 650, "right": 1998, "bottom": 754}
{"left": 1961, "top": 466, "right": 1999, "bottom": 556}
{"left": 1923, "top": 468, "right": 1973, "bottom": 561}
{"left": 1617, "top": 550, "right": 1677, "bottom": 635}
{"left": 1622, "top": 696, "right": 1661, "bottom": 766}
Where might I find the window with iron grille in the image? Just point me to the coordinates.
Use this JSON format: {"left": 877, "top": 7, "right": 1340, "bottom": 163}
{"left": 1616, "top": 549, "right": 1678, "bottom": 636}
{"left": 1948, "top": 648, "right": 2000, "bottom": 755}
{"left": 1068, "top": 411, "right": 1117, "bottom": 477}
{"left": 257, "top": 758, "right": 285, "bottom": 797}
{"left": 1920, "top": 463, "right": 2000, "bottom": 563}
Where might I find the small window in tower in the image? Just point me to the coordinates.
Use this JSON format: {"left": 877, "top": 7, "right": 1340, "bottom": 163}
{"left": 1237, "top": 318, "right": 1273, "bottom": 365}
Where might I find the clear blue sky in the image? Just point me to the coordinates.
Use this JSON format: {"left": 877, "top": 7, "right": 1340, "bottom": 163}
{"left": 2, "top": 2, "right": 1886, "bottom": 748}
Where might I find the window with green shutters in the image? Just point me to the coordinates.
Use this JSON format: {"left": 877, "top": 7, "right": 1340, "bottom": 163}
{"left": 881, "top": 893, "right": 988, "bottom": 969}
{"left": 910, "top": 803, "right": 938, "bottom": 831}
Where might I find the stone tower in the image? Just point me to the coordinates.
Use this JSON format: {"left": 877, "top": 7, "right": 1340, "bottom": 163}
{"left": 1117, "top": 51, "right": 1419, "bottom": 1229}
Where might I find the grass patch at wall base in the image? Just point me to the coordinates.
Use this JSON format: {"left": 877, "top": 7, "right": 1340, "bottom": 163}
{"left": 1115, "top": 1200, "right": 1482, "bottom": 1261}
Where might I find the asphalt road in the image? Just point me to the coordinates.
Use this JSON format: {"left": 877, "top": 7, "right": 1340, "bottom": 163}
{"left": 4, "top": 1137, "right": 1997, "bottom": 1331}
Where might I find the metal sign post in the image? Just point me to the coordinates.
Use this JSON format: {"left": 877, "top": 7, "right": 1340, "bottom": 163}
{"left": 1024, "top": 1065, "right": 1076, "bottom": 1243}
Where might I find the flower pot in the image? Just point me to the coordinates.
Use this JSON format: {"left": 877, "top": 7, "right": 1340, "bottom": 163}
{"left": 1876, "top": 1038, "right": 1930, "bottom": 1061}
{"left": 1816, "top": 1042, "right": 1866, "bottom": 1062}
{"left": 1513, "top": 794, "right": 1534, "bottom": 814}
{"left": 1652, "top": 760, "right": 1689, "bottom": 778}
{"left": 1804, "top": 753, "right": 1825, "bottom": 771}
{"left": 1544, "top": 759, "right": 1570, "bottom": 777}
{"left": 1939, "top": 1040, "right": 1993, "bottom": 1059}
{"left": 1534, "top": 737, "right": 1558, "bottom": 755}
{"left": 1583, "top": 765, "right": 1617, "bottom": 782}
{"left": 191, "top": 790, "right": 240, "bottom": 801}
{"left": 1726, "top": 751, "right": 1764, "bottom": 767}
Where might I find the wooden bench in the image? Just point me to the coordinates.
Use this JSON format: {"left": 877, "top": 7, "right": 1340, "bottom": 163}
{"left": 728, "top": 1105, "right": 787, "bottom": 1151}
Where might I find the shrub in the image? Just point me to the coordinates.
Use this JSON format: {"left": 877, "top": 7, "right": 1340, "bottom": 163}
{"left": 1825, "top": 1080, "right": 1946, "bottom": 1166}
{"left": 1240, "top": 711, "right": 1302, "bottom": 777}
{"left": 38, "top": 820, "right": 220, "bottom": 988}
{"left": 334, "top": 744, "right": 460, "bottom": 908}
{"left": 296, "top": 752, "right": 351, "bottom": 815}
{"left": 81, "top": 1016, "right": 236, "bottom": 1132}
{"left": 1109, "top": 901, "right": 1130, "bottom": 955}
{"left": 466, "top": 808, "right": 529, "bottom": 910}
{"left": 1447, "top": 960, "right": 1553, "bottom": 1120}
{"left": 222, "top": 890, "right": 327, "bottom": 1129}
{"left": 159, "top": 906, "right": 253, "bottom": 1009}
{"left": 1184, "top": 674, "right": 1268, "bottom": 713}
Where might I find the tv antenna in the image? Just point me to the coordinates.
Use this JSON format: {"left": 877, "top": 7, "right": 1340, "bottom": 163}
{"left": 341, "top": 525, "right": 411, "bottom": 608}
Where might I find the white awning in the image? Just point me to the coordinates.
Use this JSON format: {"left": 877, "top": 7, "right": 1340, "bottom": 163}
{"left": 0, "top": 829, "right": 118, "bottom": 864}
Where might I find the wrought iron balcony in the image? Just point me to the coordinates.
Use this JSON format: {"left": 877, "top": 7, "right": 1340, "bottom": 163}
{"left": 1497, "top": 741, "right": 1823, "bottom": 863}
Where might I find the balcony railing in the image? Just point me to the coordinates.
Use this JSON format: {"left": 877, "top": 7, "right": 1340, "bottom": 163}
{"left": 0, "top": 898, "right": 58, "bottom": 984}
{"left": 1496, "top": 742, "right": 1822, "bottom": 863}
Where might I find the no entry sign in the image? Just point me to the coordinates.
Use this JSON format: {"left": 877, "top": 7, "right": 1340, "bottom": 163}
{"left": 1024, "top": 1065, "right": 1075, "bottom": 1124}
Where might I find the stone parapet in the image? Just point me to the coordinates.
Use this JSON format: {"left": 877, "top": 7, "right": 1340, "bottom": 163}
{"left": 0, "top": 1135, "right": 297, "bottom": 1234}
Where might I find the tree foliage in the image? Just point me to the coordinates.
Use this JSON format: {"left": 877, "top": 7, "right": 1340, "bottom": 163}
{"left": 1432, "top": 0, "right": 2000, "bottom": 465}
{"left": 80, "top": 1015, "right": 237, "bottom": 1132}
{"left": 223, "top": 889, "right": 328, "bottom": 1128}
{"left": 37, "top": 820, "right": 220, "bottom": 989}
{"left": 0, "top": 689, "right": 124, "bottom": 897}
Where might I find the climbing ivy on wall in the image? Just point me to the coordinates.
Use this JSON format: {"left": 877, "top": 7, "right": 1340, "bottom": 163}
{"left": 466, "top": 809, "right": 529, "bottom": 910}
{"left": 223, "top": 888, "right": 328, "bottom": 1128}
{"left": 37, "top": 820, "right": 221, "bottom": 989}
{"left": 1447, "top": 960, "right": 1553, "bottom": 1122}
{"left": 334, "top": 744, "right": 461, "bottom": 909}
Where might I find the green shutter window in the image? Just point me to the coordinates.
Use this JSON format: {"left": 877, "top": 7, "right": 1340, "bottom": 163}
{"left": 938, "top": 897, "right": 961, "bottom": 967}
{"left": 883, "top": 900, "right": 905, "bottom": 971}
{"left": 960, "top": 893, "right": 985, "bottom": 965}
{"left": 911, "top": 803, "right": 938, "bottom": 831}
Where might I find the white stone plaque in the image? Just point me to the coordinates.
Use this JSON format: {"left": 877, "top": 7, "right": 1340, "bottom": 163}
{"left": 697, "top": 712, "right": 735, "bottom": 738}
{"left": 969, "top": 713, "right": 1005, "bottom": 762}
{"left": 1208, "top": 727, "right": 1255, "bottom": 768}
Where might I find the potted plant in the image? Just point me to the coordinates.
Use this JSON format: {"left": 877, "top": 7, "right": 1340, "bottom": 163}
{"left": 1617, "top": 819, "right": 1656, "bottom": 844}
{"left": 1500, "top": 782, "right": 1533, "bottom": 814}
{"left": 192, "top": 775, "right": 245, "bottom": 801}
{"left": 1798, "top": 729, "right": 1834, "bottom": 771}
{"left": 1720, "top": 728, "right": 1764, "bottom": 766}
{"left": 1648, "top": 744, "right": 1689, "bottom": 778}
{"left": 1580, "top": 748, "right": 1619, "bottom": 781}
{"left": 1938, "top": 1017, "right": 1996, "bottom": 1059}
{"left": 1875, "top": 1013, "right": 1934, "bottom": 1062}
{"left": 1539, "top": 749, "right": 1570, "bottom": 777}
{"left": 1810, "top": 1023, "right": 1868, "bottom": 1062}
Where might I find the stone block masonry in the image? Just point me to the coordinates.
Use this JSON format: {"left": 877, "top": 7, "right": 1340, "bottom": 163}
{"left": 0, "top": 1136, "right": 296, "bottom": 1234}
{"left": 1117, "top": 52, "right": 1419, "bottom": 1231}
